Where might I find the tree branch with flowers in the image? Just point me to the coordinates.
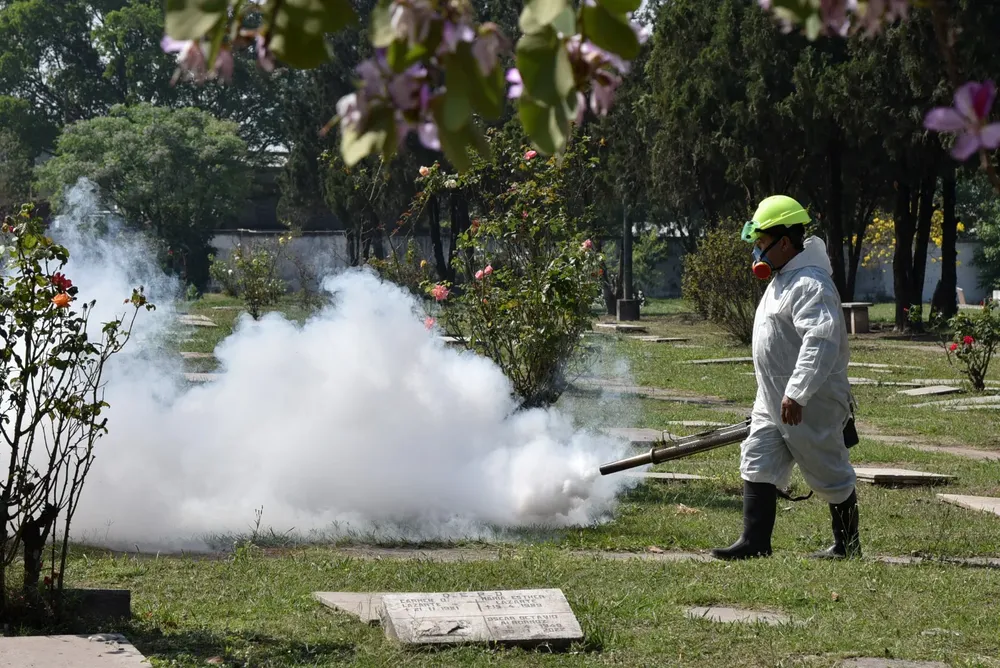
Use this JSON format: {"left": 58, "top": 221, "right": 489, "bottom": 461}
{"left": 0, "top": 204, "right": 155, "bottom": 623}
{"left": 160, "top": 0, "right": 648, "bottom": 170}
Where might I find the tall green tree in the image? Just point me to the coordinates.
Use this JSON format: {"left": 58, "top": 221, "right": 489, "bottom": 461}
{"left": 35, "top": 104, "right": 251, "bottom": 288}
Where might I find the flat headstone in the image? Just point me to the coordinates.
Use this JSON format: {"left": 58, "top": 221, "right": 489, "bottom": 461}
{"left": 438, "top": 336, "right": 465, "bottom": 344}
{"left": 665, "top": 420, "right": 729, "bottom": 428}
{"left": 911, "top": 395, "right": 1000, "bottom": 409}
{"left": 595, "top": 323, "right": 648, "bottom": 333}
{"left": 603, "top": 427, "right": 665, "bottom": 446}
{"left": 184, "top": 373, "right": 220, "bottom": 383}
{"left": 912, "top": 378, "right": 1000, "bottom": 387}
{"left": 179, "top": 352, "right": 214, "bottom": 360}
{"left": 938, "top": 494, "right": 1000, "bottom": 518}
{"left": 630, "top": 336, "right": 689, "bottom": 343}
{"left": 684, "top": 606, "right": 793, "bottom": 626}
{"left": 837, "top": 660, "right": 948, "bottom": 668}
{"left": 623, "top": 471, "right": 709, "bottom": 482}
{"left": 379, "top": 589, "right": 583, "bottom": 648}
{"left": 849, "top": 362, "right": 919, "bottom": 369}
{"left": 177, "top": 315, "right": 217, "bottom": 328}
{"left": 686, "top": 357, "right": 753, "bottom": 365}
{"left": 314, "top": 592, "right": 390, "bottom": 624}
{"left": 898, "top": 385, "right": 962, "bottom": 397}
{"left": 0, "top": 634, "right": 148, "bottom": 667}
{"left": 854, "top": 467, "right": 954, "bottom": 486}
{"left": 946, "top": 404, "right": 1000, "bottom": 411}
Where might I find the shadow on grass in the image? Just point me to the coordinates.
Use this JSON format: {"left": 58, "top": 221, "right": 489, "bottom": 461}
{"left": 129, "top": 626, "right": 357, "bottom": 666}
{"left": 622, "top": 483, "right": 744, "bottom": 512}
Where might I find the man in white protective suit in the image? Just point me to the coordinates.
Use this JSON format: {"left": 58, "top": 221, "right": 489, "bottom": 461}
{"left": 711, "top": 195, "right": 861, "bottom": 561}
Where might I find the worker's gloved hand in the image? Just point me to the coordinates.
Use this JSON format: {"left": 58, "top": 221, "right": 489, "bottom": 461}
{"left": 781, "top": 396, "right": 803, "bottom": 426}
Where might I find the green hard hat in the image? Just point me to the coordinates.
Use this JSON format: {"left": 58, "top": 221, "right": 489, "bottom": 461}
{"left": 741, "top": 195, "right": 811, "bottom": 242}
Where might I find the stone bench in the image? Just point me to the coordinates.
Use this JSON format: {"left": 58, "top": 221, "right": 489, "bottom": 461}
{"left": 842, "top": 302, "right": 873, "bottom": 334}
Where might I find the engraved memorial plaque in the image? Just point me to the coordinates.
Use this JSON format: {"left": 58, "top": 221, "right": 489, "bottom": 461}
{"left": 380, "top": 589, "right": 583, "bottom": 648}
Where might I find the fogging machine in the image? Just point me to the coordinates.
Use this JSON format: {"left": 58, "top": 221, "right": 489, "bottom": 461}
{"left": 598, "top": 411, "right": 859, "bottom": 476}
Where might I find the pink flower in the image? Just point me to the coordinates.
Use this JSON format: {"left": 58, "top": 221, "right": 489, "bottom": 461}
{"left": 161, "top": 36, "right": 234, "bottom": 83}
{"left": 255, "top": 33, "right": 276, "bottom": 72}
{"left": 925, "top": 81, "right": 1000, "bottom": 161}
{"left": 506, "top": 68, "right": 523, "bottom": 99}
{"left": 424, "top": 316, "right": 436, "bottom": 330}
{"left": 581, "top": 239, "right": 593, "bottom": 251}
{"left": 475, "top": 270, "right": 484, "bottom": 280}
{"left": 524, "top": 150, "right": 537, "bottom": 160}
{"left": 419, "top": 166, "right": 430, "bottom": 177}
{"left": 950, "top": 343, "right": 959, "bottom": 352}
{"left": 484, "top": 265, "right": 493, "bottom": 276}
{"left": 963, "top": 335, "right": 975, "bottom": 345}
{"left": 431, "top": 284, "right": 450, "bottom": 301}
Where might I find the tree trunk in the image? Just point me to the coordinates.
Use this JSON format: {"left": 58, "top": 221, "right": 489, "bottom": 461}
{"left": 827, "top": 134, "right": 848, "bottom": 298}
{"left": 427, "top": 195, "right": 448, "bottom": 279}
{"left": 931, "top": 166, "right": 959, "bottom": 320}
{"left": 910, "top": 175, "right": 936, "bottom": 317}
{"left": 22, "top": 505, "right": 59, "bottom": 597}
{"left": 448, "top": 192, "right": 472, "bottom": 283}
{"left": 892, "top": 181, "right": 915, "bottom": 331}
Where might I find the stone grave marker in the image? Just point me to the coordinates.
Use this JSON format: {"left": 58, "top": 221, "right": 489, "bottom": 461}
{"left": 684, "top": 606, "right": 794, "bottom": 626}
{"left": 603, "top": 427, "right": 665, "bottom": 446}
{"left": 898, "top": 385, "right": 962, "bottom": 397}
{"left": 665, "top": 420, "right": 727, "bottom": 428}
{"left": 314, "top": 592, "right": 389, "bottom": 624}
{"left": 179, "top": 352, "right": 214, "bottom": 360}
{"left": 630, "top": 336, "right": 689, "bottom": 343}
{"left": 0, "top": 633, "right": 149, "bottom": 668}
{"left": 184, "top": 373, "right": 219, "bottom": 383}
{"left": 177, "top": 314, "right": 217, "bottom": 328}
{"left": 937, "top": 494, "right": 1000, "bottom": 518}
{"left": 837, "top": 660, "right": 948, "bottom": 668}
{"left": 686, "top": 357, "right": 753, "bottom": 365}
{"left": 594, "top": 323, "right": 648, "bottom": 334}
{"left": 623, "top": 472, "right": 708, "bottom": 482}
{"left": 911, "top": 395, "right": 1000, "bottom": 409}
{"left": 379, "top": 589, "right": 584, "bottom": 648}
{"left": 853, "top": 467, "right": 954, "bottom": 486}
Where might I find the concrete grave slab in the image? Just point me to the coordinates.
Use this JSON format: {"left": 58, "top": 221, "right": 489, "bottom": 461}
{"left": 854, "top": 467, "right": 954, "bottom": 486}
{"left": 314, "top": 592, "right": 390, "bottom": 624}
{"left": 0, "top": 634, "right": 149, "bottom": 668}
{"left": 179, "top": 352, "right": 214, "bottom": 360}
{"left": 630, "top": 336, "right": 689, "bottom": 343}
{"left": 911, "top": 378, "right": 1000, "bottom": 388}
{"left": 603, "top": 427, "right": 665, "bottom": 446}
{"left": 686, "top": 357, "right": 753, "bottom": 365}
{"left": 911, "top": 395, "right": 1000, "bottom": 408}
{"left": 837, "top": 660, "right": 948, "bottom": 668}
{"left": 622, "top": 471, "right": 709, "bottom": 482}
{"left": 946, "top": 404, "right": 1000, "bottom": 411}
{"left": 177, "top": 315, "right": 217, "bottom": 328}
{"left": 379, "top": 589, "right": 584, "bottom": 648}
{"left": 849, "top": 362, "right": 920, "bottom": 370}
{"left": 665, "top": 421, "right": 728, "bottom": 428}
{"left": 594, "top": 323, "right": 648, "bottom": 334}
{"left": 183, "top": 373, "right": 219, "bottom": 383}
{"left": 938, "top": 494, "right": 1000, "bottom": 518}
{"left": 899, "top": 385, "right": 963, "bottom": 397}
{"left": 684, "top": 606, "right": 794, "bottom": 626}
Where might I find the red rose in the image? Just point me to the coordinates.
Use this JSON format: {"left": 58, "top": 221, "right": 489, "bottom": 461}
{"left": 963, "top": 335, "right": 975, "bottom": 345}
{"left": 950, "top": 343, "right": 958, "bottom": 352}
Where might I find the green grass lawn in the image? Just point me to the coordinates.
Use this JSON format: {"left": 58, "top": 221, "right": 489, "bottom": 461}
{"left": 29, "top": 294, "right": 1000, "bottom": 667}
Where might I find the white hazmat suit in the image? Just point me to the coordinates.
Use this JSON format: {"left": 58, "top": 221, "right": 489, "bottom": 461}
{"left": 741, "top": 236, "right": 856, "bottom": 505}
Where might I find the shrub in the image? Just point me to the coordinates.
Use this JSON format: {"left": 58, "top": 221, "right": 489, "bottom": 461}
{"left": 0, "top": 204, "right": 153, "bottom": 621}
{"left": 211, "top": 238, "right": 287, "bottom": 319}
{"left": 942, "top": 301, "right": 1000, "bottom": 392}
{"left": 416, "top": 137, "right": 603, "bottom": 409}
{"left": 681, "top": 220, "right": 766, "bottom": 344}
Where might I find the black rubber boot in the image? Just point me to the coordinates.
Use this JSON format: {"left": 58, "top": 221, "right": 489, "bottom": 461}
{"left": 811, "top": 489, "right": 861, "bottom": 559}
{"left": 711, "top": 481, "right": 776, "bottom": 560}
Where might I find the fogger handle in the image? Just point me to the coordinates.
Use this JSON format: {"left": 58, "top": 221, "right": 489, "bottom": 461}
{"left": 598, "top": 423, "right": 751, "bottom": 476}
